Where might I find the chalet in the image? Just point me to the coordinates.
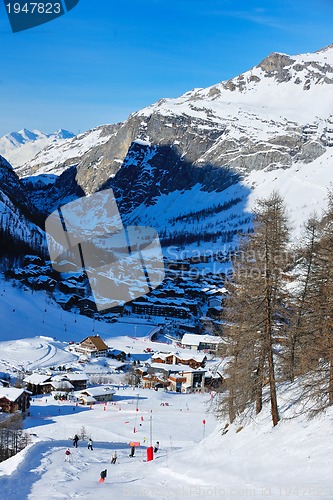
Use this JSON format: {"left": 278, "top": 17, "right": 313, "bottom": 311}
{"left": 75, "top": 386, "right": 115, "bottom": 405}
{"left": 148, "top": 363, "right": 206, "bottom": 393}
{"left": 0, "top": 388, "right": 31, "bottom": 415}
{"left": 65, "top": 373, "right": 89, "bottom": 391}
{"left": 152, "top": 352, "right": 174, "bottom": 365}
{"left": 108, "top": 349, "right": 127, "bottom": 362}
{"left": 168, "top": 367, "right": 206, "bottom": 393}
{"left": 24, "top": 373, "right": 88, "bottom": 395}
{"left": 24, "top": 374, "right": 52, "bottom": 395}
{"left": 173, "top": 352, "right": 206, "bottom": 369}
{"left": 181, "top": 333, "right": 223, "bottom": 352}
{"left": 41, "top": 377, "right": 74, "bottom": 393}
{"left": 141, "top": 373, "right": 169, "bottom": 389}
{"left": 74, "top": 336, "right": 109, "bottom": 358}
{"left": 152, "top": 351, "right": 206, "bottom": 369}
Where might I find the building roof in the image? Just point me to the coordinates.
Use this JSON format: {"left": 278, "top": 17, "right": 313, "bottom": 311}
{"left": 65, "top": 373, "right": 89, "bottom": 382}
{"left": 79, "top": 386, "right": 115, "bottom": 397}
{"left": 24, "top": 374, "right": 51, "bottom": 385}
{"left": 150, "top": 363, "right": 206, "bottom": 374}
{"left": 152, "top": 351, "right": 206, "bottom": 363}
{"left": 79, "top": 395, "right": 96, "bottom": 404}
{"left": 181, "top": 333, "right": 223, "bottom": 347}
{"left": 79, "top": 336, "right": 108, "bottom": 351}
{"left": 41, "top": 380, "right": 74, "bottom": 390}
{"left": 174, "top": 352, "right": 206, "bottom": 363}
{"left": 152, "top": 352, "right": 173, "bottom": 361}
{"left": 0, "top": 388, "right": 30, "bottom": 402}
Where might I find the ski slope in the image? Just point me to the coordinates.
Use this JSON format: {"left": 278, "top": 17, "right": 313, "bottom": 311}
{"left": 0, "top": 279, "right": 167, "bottom": 374}
{"left": 0, "top": 383, "right": 332, "bottom": 499}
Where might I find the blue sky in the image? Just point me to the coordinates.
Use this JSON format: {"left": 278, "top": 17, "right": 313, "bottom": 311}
{"left": 0, "top": 0, "right": 332, "bottom": 136}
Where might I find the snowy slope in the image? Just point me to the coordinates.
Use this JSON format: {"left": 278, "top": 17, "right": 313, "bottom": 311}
{"left": 0, "top": 277, "right": 176, "bottom": 373}
{"left": 0, "top": 129, "right": 74, "bottom": 169}
{"left": 137, "top": 44, "right": 333, "bottom": 124}
{"left": 0, "top": 278, "right": 161, "bottom": 344}
{"left": 0, "top": 382, "right": 332, "bottom": 499}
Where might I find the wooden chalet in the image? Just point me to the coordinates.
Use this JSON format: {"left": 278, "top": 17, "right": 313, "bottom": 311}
{"left": 74, "top": 335, "right": 109, "bottom": 358}
{"left": 0, "top": 388, "right": 31, "bottom": 415}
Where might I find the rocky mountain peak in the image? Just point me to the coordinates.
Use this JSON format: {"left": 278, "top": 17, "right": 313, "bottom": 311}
{"left": 256, "top": 52, "right": 295, "bottom": 76}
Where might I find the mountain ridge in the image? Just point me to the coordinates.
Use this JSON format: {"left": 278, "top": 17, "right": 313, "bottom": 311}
{"left": 0, "top": 128, "right": 75, "bottom": 169}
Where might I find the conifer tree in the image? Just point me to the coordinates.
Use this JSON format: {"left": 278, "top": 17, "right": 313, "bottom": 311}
{"left": 297, "top": 194, "right": 333, "bottom": 412}
{"left": 220, "top": 192, "right": 290, "bottom": 426}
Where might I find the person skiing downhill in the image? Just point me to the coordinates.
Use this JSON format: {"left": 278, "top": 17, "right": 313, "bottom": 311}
{"left": 111, "top": 450, "right": 117, "bottom": 464}
{"left": 87, "top": 438, "right": 93, "bottom": 450}
{"left": 99, "top": 469, "right": 107, "bottom": 483}
{"left": 64, "top": 448, "right": 71, "bottom": 461}
{"left": 153, "top": 441, "right": 159, "bottom": 453}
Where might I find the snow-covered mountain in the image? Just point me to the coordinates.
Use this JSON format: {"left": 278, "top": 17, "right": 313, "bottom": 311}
{"left": 0, "top": 156, "right": 45, "bottom": 256}
{"left": 0, "top": 128, "right": 74, "bottom": 169}
{"left": 16, "top": 44, "right": 333, "bottom": 252}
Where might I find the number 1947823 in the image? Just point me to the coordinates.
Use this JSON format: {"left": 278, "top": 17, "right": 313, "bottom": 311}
{"left": 6, "top": 3, "right": 62, "bottom": 14}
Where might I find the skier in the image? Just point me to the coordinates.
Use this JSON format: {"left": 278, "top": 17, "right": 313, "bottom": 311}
{"left": 64, "top": 448, "right": 71, "bottom": 461}
{"left": 73, "top": 434, "right": 79, "bottom": 448}
{"left": 153, "top": 441, "right": 159, "bottom": 453}
{"left": 99, "top": 469, "right": 107, "bottom": 483}
{"left": 111, "top": 450, "right": 117, "bottom": 464}
{"left": 129, "top": 445, "right": 135, "bottom": 458}
{"left": 87, "top": 438, "right": 93, "bottom": 450}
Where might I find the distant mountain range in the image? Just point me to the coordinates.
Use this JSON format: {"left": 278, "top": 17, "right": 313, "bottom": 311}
{"left": 0, "top": 128, "right": 74, "bottom": 169}
{"left": 1, "top": 44, "right": 333, "bottom": 258}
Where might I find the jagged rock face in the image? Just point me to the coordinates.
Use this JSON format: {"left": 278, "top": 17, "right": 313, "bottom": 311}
{"left": 257, "top": 53, "right": 295, "bottom": 82}
{"left": 256, "top": 51, "right": 333, "bottom": 87}
{"left": 0, "top": 156, "right": 45, "bottom": 253}
{"left": 0, "top": 156, "right": 42, "bottom": 226}
{"left": 104, "top": 141, "right": 239, "bottom": 216}
{"left": 76, "top": 112, "right": 227, "bottom": 195}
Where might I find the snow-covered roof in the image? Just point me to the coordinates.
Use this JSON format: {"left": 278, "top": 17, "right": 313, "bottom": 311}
{"left": 152, "top": 351, "right": 205, "bottom": 362}
{"left": 65, "top": 373, "right": 89, "bottom": 382}
{"left": 79, "top": 386, "right": 115, "bottom": 397}
{"left": 181, "top": 334, "right": 223, "bottom": 347}
{"left": 150, "top": 363, "right": 206, "bottom": 373}
{"left": 48, "top": 381, "right": 74, "bottom": 390}
{"left": 152, "top": 352, "right": 173, "bottom": 360}
{"left": 79, "top": 395, "right": 96, "bottom": 404}
{"left": 174, "top": 352, "right": 206, "bottom": 363}
{"left": 24, "top": 374, "right": 51, "bottom": 385}
{"left": 0, "top": 388, "right": 30, "bottom": 401}
{"left": 51, "top": 375, "right": 70, "bottom": 382}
